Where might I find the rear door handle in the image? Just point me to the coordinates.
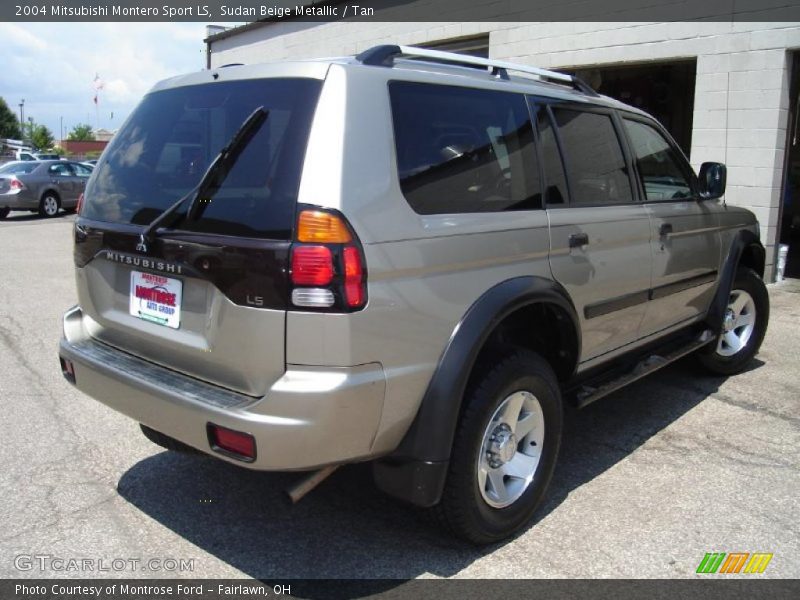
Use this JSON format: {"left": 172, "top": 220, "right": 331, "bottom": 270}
{"left": 659, "top": 223, "right": 674, "bottom": 236}
{"left": 569, "top": 233, "right": 589, "bottom": 248}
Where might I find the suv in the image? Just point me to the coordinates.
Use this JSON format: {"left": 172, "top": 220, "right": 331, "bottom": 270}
{"left": 58, "top": 46, "right": 769, "bottom": 544}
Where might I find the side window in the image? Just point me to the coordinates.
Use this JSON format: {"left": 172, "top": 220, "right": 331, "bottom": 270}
{"left": 389, "top": 81, "right": 542, "bottom": 214}
{"left": 623, "top": 119, "right": 693, "bottom": 201}
{"left": 534, "top": 105, "right": 569, "bottom": 205}
{"left": 48, "top": 163, "right": 73, "bottom": 177}
{"left": 73, "top": 163, "right": 92, "bottom": 177}
{"left": 551, "top": 108, "right": 633, "bottom": 205}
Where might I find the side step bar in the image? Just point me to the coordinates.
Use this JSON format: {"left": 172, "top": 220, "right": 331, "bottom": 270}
{"left": 575, "top": 330, "right": 715, "bottom": 408}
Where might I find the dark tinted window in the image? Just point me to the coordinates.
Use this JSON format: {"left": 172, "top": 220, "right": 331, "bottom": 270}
{"left": 534, "top": 105, "right": 569, "bottom": 205}
{"left": 82, "top": 78, "right": 322, "bottom": 239}
{"left": 389, "top": 82, "right": 541, "bottom": 214}
{"left": 623, "top": 119, "right": 693, "bottom": 200}
{"left": 552, "top": 108, "right": 633, "bottom": 205}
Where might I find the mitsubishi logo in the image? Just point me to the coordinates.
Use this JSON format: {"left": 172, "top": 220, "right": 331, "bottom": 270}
{"left": 136, "top": 234, "right": 148, "bottom": 254}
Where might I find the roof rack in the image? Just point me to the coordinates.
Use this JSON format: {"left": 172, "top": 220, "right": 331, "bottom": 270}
{"left": 355, "top": 44, "right": 599, "bottom": 97}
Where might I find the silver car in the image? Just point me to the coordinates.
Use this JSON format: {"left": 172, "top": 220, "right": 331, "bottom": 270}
{"left": 0, "top": 160, "right": 92, "bottom": 219}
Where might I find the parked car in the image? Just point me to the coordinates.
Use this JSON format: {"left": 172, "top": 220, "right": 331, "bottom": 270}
{"left": 80, "top": 161, "right": 96, "bottom": 171}
{"left": 58, "top": 46, "right": 769, "bottom": 544}
{"left": 15, "top": 150, "right": 61, "bottom": 161}
{"left": 13, "top": 149, "right": 34, "bottom": 161}
{"left": 0, "top": 160, "right": 92, "bottom": 218}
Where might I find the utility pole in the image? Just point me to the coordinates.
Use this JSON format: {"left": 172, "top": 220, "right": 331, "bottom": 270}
{"left": 60, "top": 116, "right": 63, "bottom": 144}
{"left": 18, "top": 99, "right": 24, "bottom": 137}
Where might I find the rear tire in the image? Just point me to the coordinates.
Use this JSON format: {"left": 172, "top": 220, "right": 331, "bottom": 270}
{"left": 0, "top": 207, "right": 9, "bottom": 220}
{"left": 432, "top": 350, "right": 562, "bottom": 544}
{"left": 698, "top": 268, "right": 769, "bottom": 376}
{"left": 39, "top": 192, "right": 60, "bottom": 217}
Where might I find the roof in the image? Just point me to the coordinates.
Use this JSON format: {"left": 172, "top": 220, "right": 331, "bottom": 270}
{"left": 204, "top": 21, "right": 270, "bottom": 43}
{"left": 159, "top": 44, "right": 650, "bottom": 118}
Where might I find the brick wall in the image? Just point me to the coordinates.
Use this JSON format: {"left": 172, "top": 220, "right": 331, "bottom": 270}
{"left": 61, "top": 140, "right": 109, "bottom": 155}
{"left": 210, "top": 21, "right": 800, "bottom": 277}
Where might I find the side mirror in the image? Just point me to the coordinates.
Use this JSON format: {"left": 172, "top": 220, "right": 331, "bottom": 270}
{"left": 698, "top": 162, "right": 727, "bottom": 200}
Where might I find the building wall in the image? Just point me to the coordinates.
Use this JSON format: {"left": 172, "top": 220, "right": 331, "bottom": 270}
{"left": 60, "top": 140, "right": 109, "bottom": 155}
{"left": 209, "top": 21, "right": 800, "bottom": 276}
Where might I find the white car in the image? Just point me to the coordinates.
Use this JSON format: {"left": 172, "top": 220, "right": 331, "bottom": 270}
{"left": 15, "top": 151, "right": 61, "bottom": 161}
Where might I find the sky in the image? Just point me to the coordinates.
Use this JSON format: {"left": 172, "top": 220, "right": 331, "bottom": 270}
{"left": 0, "top": 22, "right": 216, "bottom": 142}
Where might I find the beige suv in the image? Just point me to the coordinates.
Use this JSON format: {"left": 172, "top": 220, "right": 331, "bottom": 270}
{"left": 59, "top": 45, "right": 769, "bottom": 543}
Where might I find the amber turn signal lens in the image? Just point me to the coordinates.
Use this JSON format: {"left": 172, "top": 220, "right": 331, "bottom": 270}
{"left": 297, "top": 210, "right": 352, "bottom": 243}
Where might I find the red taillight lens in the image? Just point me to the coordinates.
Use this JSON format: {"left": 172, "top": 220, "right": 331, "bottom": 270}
{"left": 343, "top": 246, "right": 365, "bottom": 307}
{"left": 291, "top": 245, "right": 333, "bottom": 286}
{"left": 10, "top": 178, "right": 24, "bottom": 190}
{"left": 208, "top": 424, "right": 256, "bottom": 461}
{"left": 76, "top": 193, "right": 84, "bottom": 214}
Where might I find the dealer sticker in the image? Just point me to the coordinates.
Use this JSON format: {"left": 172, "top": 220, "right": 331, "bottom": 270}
{"left": 129, "top": 270, "right": 182, "bottom": 329}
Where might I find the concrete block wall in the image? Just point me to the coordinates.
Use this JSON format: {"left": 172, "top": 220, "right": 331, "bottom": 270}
{"left": 210, "top": 21, "right": 800, "bottom": 277}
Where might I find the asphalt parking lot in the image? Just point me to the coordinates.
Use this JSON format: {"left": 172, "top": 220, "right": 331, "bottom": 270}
{"left": 0, "top": 212, "right": 798, "bottom": 580}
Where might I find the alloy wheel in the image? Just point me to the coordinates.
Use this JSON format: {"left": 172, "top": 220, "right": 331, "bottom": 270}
{"left": 717, "top": 289, "right": 756, "bottom": 357}
{"left": 477, "top": 390, "right": 544, "bottom": 509}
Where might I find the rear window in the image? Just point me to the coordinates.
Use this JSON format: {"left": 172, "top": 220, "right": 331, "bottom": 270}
{"left": 82, "top": 78, "right": 322, "bottom": 239}
{"left": 0, "top": 162, "right": 38, "bottom": 174}
{"left": 389, "top": 81, "right": 541, "bottom": 214}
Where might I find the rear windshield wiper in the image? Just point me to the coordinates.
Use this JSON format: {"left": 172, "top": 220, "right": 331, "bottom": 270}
{"left": 138, "top": 106, "right": 268, "bottom": 249}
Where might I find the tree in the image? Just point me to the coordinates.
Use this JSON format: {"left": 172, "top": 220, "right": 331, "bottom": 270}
{"left": 28, "top": 122, "right": 54, "bottom": 150}
{"left": 67, "top": 123, "right": 95, "bottom": 142}
{"left": 0, "top": 97, "right": 22, "bottom": 139}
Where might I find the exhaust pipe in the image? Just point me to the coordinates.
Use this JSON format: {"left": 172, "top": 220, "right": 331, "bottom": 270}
{"left": 286, "top": 465, "right": 339, "bottom": 503}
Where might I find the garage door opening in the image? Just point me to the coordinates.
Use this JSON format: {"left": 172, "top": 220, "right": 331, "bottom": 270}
{"left": 573, "top": 60, "right": 697, "bottom": 156}
{"left": 779, "top": 50, "right": 800, "bottom": 280}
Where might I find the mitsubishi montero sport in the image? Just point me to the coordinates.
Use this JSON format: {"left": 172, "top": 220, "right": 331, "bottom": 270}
{"left": 59, "top": 45, "right": 769, "bottom": 544}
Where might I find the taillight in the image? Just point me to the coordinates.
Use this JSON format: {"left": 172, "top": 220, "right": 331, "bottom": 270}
{"left": 343, "top": 246, "right": 364, "bottom": 307}
{"left": 297, "top": 210, "right": 351, "bottom": 243}
{"left": 9, "top": 178, "right": 25, "bottom": 191}
{"left": 291, "top": 245, "right": 333, "bottom": 285}
{"left": 207, "top": 424, "right": 256, "bottom": 462}
{"left": 59, "top": 357, "right": 76, "bottom": 384}
{"left": 289, "top": 207, "right": 367, "bottom": 312}
{"left": 76, "top": 193, "right": 84, "bottom": 214}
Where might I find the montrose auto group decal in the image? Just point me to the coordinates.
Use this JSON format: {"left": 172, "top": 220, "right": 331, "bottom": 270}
{"left": 130, "top": 271, "right": 182, "bottom": 329}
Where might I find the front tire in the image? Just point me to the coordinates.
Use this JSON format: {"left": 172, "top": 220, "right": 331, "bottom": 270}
{"left": 698, "top": 268, "right": 769, "bottom": 376}
{"left": 39, "top": 192, "right": 60, "bottom": 217}
{"left": 433, "top": 350, "right": 563, "bottom": 544}
{"left": 0, "top": 207, "right": 9, "bottom": 220}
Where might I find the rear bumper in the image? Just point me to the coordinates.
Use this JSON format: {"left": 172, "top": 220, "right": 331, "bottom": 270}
{"left": 59, "top": 305, "right": 386, "bottom": 470}
{"left": 0, "top": 191, "right": 37, "bottom": 209}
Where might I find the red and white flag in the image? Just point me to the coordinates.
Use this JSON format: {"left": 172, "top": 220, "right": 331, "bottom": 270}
{"left": 93, "top": 73, "right": 104, "bottom": 105}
